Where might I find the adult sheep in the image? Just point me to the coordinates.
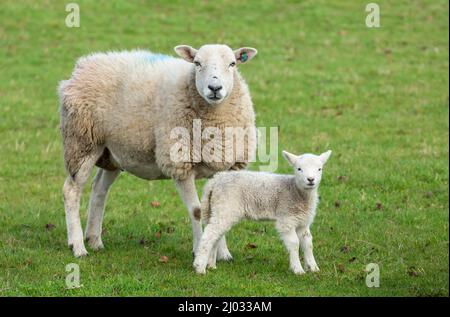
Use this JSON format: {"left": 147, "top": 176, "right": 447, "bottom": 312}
{"left": 58, "top": 44, "right": 258, "bottom": 257}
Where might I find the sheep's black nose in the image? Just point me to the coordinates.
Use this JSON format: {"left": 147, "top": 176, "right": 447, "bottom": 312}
{"left": 208, "top": 85, "right": 222, "bottom": 92}
{"left": 307, "top": 177, "right": 315, "bottom": 183}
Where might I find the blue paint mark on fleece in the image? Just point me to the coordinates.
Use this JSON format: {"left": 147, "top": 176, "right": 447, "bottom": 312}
{"left": 143, "top": 53, "right": 173, "bottom": 64}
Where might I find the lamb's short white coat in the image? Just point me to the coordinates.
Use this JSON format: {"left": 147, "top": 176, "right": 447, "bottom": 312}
{"left": 193, "top": 150, "right": 332, "bottom": 274}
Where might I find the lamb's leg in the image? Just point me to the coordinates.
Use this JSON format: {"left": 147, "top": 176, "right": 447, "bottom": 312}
{"left": 297, "top": 227, "right": 319, "bottom": 272}
{"left": 278, "top": 228, "right": 305, "bottom": 275}
{"left": 63, "top": 153, "right": 99, "bottom": 257}
{"left": 174, "top": 174, "right": 203, "bottom": 255}
{"left": 216, "top": 236, "right": 233, "bottom": 261}
{"left": 207, "top": 241, "right": 219, "bottom": 269}
{"left": 85, "top": 168, "right": 120, "bottom": 251}
{"left": 194, "top": 223, "right": 231, "bottom": 274}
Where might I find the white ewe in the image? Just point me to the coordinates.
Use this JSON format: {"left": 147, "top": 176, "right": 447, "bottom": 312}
{"left": 193, "top": 150, "right": 332, "bottom": 274}
{"left": 58, "top": 44, "right": 258, "bottom": 257}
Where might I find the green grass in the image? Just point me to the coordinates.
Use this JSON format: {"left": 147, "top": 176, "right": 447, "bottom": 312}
{"left": 0, "top": 0, "right": 448, "bottom": 296}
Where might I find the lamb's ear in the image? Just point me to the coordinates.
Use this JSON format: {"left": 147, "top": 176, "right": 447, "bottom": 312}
{"left": 174, "top": 45, "right": 198, "bottom": 63}
{"left": 234, "top": 47, "right": 257, "bottom": 64}
{"left": 282, "top": 150, "right": 298, "bottom": 167}
{"left": 319, "top": 150, "right": 332, "bottom": 164}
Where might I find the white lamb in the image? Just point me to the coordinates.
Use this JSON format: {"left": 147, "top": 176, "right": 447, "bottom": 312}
{"left": 193, "top": 150, "right": 332, "bottom": 274}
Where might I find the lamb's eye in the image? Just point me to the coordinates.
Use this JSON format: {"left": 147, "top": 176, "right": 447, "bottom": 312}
{"left": 229, "top": 61, "right": 236, "bottom": 67}
{"left": 194, "top": 61, "right": 201, "bottom": 67}
{"left": 318, "top": 168, "right": 322, "bottom": 171}
{"left": 297, "top": 167, "right": 302, "bottom": 171}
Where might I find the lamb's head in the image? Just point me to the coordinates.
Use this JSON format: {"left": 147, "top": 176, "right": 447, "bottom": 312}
{"left": 282, "top": 150, "right": 332, "bottom": 191}
{"left": 174, "top": 44, "right": 257, "bottom": 105}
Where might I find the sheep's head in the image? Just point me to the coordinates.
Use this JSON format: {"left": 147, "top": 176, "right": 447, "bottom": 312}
{"left": 282, "top": 150, "right": 332, "bottom": 191}
{"left": 175, "top": 44, "right": 257, "bottom": 105}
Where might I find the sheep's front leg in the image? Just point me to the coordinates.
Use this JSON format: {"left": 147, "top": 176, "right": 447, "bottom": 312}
{"left": 297, "top": 227, "right": 319, "bottom": 272}
{"left": 174, "top": 174, "right": 203, "bottom": 255}
{"left": 278, "top": 228, "right": 305, "bottom": 275}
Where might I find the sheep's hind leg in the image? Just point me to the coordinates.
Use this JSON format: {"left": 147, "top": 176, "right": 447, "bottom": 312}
{"left": 85, "top": 168, "right": 120, "bottom": 251}
{"left": 174, "top": 174, "right": 203, "bottom": 256}
{"left": 63, "top": 151, "right": 101, "bottom": 257}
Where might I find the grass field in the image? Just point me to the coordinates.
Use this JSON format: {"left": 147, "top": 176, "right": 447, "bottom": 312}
{"left": 0, "top": 0, "right": 448, "bottom": 296}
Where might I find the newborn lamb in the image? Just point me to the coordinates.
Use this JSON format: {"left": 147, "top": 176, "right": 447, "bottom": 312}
{"left": 193, "top": 150, "right": 332, "bottom": 274}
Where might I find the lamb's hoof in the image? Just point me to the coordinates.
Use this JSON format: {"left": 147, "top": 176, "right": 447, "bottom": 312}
{"left": 193, "top": 260, "right": 207, "bottom": 274}
{"left": 292, "top": 267, "right": 306, "bottom": 275}
{"left": 207, "top": 262, "right": 217, "bottom": 269}
{"left": 194, "top": 265, "right": 207, "bottom": 275}
{"left": 308, "top": 265, "right": 320, "bottom": 272}
{"left": 70, "top": 244, "right": 88, "bottom": 258}
{"left": 217, "top": 249, "right": 233, "bottom": 262}
{"left": 86, "top": 236, "right": 104, "bottom": 251}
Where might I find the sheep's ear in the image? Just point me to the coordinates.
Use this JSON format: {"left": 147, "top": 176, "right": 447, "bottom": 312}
{"left": 282, "top": 150, "right": 298, "bottom": 167}
{"left": 319, "top": 150, "right": 332, "bottom": 164}
{"left": 234, "top": 47, "right": 257, "bottom": 64}
{"left": 174, "top": 45, "right": 198, "bottom": 63}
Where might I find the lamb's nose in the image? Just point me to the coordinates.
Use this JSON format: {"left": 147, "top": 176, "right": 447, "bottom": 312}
{"left": 208, "top": 85, "right": 222, "bottom": 92}
{"left": 307, "top": 177, "right": 315, "bottom": 183}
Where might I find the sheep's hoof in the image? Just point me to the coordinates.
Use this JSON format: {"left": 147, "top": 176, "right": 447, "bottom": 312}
{"left": 86, "top": 236, "right": 104, "bottom": 251}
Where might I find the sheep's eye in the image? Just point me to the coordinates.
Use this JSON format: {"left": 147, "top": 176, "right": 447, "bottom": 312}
{"left": 318, "top": 168, "right": 322, "bottom": 171}
{"left": 297, "top": 167, "right": 302, "bottom": 171}
{"left": 194, "top": 61, "right": 201, "bottom": 67}
{"left": 229, "top": 61, "right": 236, "bottom": 67}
